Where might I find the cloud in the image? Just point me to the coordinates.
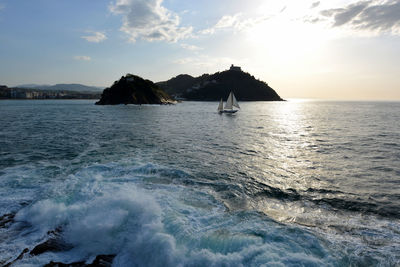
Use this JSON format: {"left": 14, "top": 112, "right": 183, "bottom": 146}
{"left": 81, "top": 31, "right": 107, "bottom": 43}
{"left": 215, "top": 14, "right": 241, "bottom": 29}
{"left": 316, "top": 0, "right": 400, "bottom": 35}
{"left": 74, "top": 56, "right": 91, "bottom": 61}
{"left": 180, "top": 43, "right": 202, "bottom": 51}
{"left": 199, "top": 14, "right": 238, "bottom": 34}
{"left": 322, "top": 2, "right": 370, "bottom": 27}
{"left": 109, "top": 0, "right": 192, "bottom": 42}
{"left": 0, "top": 3, "right": 5, "bottom": 10}
{"left": 200, "top": 13, "right": 270, "bottom": 35}
{"left": 311, "top": 1, "right": 320, "bottom": 9}
{"left": 173, "top": 55, "right": 238, "bottom": 69}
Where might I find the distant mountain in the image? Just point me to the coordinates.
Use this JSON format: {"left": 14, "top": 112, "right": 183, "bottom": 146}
{"left": 18, "top": 84, "right": 50, "bottom": 88}
{"left": 17, "top": 83, "right": 103, "bottom": 92}
{"left": 96, "top": 74, "right": 175, "bottom": 105}
{"left": 157, "top": 66, "right": 283, "bottom": 101}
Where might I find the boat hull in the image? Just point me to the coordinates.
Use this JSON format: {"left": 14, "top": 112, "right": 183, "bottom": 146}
{"left": 219, "top": 110, "right": 238, "bottom": 114}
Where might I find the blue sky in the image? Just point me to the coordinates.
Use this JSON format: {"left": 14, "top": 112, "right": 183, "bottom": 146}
{"left": 0, "top": 0, "right": 399, "bottom": 99}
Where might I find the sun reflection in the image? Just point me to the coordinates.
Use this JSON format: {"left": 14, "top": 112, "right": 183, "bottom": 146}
{"left": 247, "top": 101, "right": 328, "bottom": 222}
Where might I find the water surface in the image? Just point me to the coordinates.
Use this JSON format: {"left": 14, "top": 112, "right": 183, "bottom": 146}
{"left": 0, "top": 100, "right": 399, "bottom": 266}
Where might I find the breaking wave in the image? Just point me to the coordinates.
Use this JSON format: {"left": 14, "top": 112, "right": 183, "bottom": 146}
{"left": 2, "top": 162, "right": 342, "bottom": 266}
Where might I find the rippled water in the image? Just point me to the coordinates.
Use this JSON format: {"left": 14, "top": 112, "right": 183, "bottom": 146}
{"left": 0, "top": 100, "right": 399, "bottom": 266}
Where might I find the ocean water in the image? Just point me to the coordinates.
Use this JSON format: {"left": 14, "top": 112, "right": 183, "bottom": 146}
{"left": 0, "top": 99, "right": 399, "bottom": 266}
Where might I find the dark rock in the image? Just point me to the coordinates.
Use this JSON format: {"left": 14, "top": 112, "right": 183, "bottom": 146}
{"left": 44, "top": 255, "right": 116, "bottom": 267}
{"left": 0, "top": 213, "right": 15, "bottom": 228}
{"left": 157, "top": 67, "right": 284, "bottom": 101}
{"left": 95, "top": 74, "right": 175, "bottom": 105}
{"left": 3, "top": 227, "right": 72, "bottom": 266}
{"left": 90, "top": 255, "right": 115, "bottom": 266}
{"left": 30, "top": 238, "right": 73, "bottom": 256}
{"left": 30, "top": 227, "right": 72, "bottom": 256}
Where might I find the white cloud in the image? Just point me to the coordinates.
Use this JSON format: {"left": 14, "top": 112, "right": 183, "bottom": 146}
{"left": 0, "top": 3, "right": 5, "bottom": 10}
{"left": 74, "top": 56, "right": 91, "bottom": 61}
{"left": 215, "top": 14, "right": 241, "bottom": 29}
{"left": 180, "top": 43, "right": 202, "bottom": 51}
{"left": 200, "top": 13, "right": 270, "bottom": 35}
{"left": 199, "top": 1, "right": 400, "bottom": 38}
{"left": 109, "top": 0, "right": 192, "bottom": 42}
{"left": 81, "top": 31, "right": 107, "bottom": 43}
{"left": 311, "top": 1, "right": 320, "bottom": 9}
{"left": 199, "top": 28, "right": 215, "bottom": 35}
{"left": 308, "top": 0, "right": 400, "bottom": 35}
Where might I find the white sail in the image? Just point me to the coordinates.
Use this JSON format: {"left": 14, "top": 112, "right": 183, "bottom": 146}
{"left": 224, "top": 92, "right": 233, "bottom": 110}
{"left": 217, "top": 98, "right": 223, "bottom": 112}
{"left": 232, "top": 93, "right": 240, "bottom": 109}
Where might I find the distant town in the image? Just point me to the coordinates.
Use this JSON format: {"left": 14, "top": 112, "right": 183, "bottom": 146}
{"left": 0, "top": 85, "right": 101, "bottom": 100}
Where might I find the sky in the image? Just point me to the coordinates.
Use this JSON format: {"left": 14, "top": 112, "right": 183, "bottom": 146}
{"left": 0, "top": 0, "right": 399, "bottom": 100}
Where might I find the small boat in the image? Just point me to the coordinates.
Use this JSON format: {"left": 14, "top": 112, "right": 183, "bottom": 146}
{"left": 218, "top": 91, "right": 240, "bottom": 113}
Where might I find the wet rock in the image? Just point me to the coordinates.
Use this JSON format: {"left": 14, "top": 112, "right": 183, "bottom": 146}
{"left": 30, "top": 238, "right": 73, "bottom": 256}
{"left": 44, "top": 255, "right": 116, "bottom": 267}
{"left": 30, "top": 227, "right": 72, "bottom": 256}
{"left": 90, "top": 255, "right": 115, "bottom": 266}
{"left": 0, "top": 213, "right": 15, "bottom": 228}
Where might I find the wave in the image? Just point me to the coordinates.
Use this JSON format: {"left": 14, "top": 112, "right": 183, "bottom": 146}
{"left": 252, "top": 182, "right": 400, "bottom": 219}
{"left": 1, "top": 161, "right": 343, "bottom": 266}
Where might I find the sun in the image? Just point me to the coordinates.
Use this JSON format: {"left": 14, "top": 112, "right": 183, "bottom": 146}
{"left": 242, "top": 0, "right": 340, "bottom": 66}
{"left": 242, "top": 13, "right": 338, "bottom": 80}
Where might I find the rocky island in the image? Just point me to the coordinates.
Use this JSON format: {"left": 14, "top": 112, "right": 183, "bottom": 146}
{"left": 95, "top": 74, "right": 175, "bottom": 105}
{"left": 94, "top": 65, "right": 284, "bottom": 105}
{"left": 157, "top": 65, "right": 284, "bottom": 101}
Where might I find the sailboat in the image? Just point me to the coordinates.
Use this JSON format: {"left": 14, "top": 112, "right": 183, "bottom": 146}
{"left": 218, "top": 91, "right": 240, "bottom": 113}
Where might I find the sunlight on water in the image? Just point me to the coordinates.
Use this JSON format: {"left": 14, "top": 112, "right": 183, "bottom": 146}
{"left": 0, "top": 100, "right": 399, "bottom": 266}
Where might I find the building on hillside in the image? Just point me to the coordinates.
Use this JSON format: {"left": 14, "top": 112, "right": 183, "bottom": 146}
{"left": 229, "top": 64, "right": 241, "bottom": 71}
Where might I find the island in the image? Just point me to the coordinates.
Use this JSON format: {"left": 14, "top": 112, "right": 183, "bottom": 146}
{"left": 157, "top": 65, "right": 284, "bottom": 101}
{"left": 95, "top": 74, "right": 175, "bottom": 105}
{"left": 1, "top": 66, "right": 284, "bottom": 103}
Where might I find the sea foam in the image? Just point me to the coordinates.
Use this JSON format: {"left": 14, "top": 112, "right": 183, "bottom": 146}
{"left": 10, "top": 161, "right": 338, "bottom": 266}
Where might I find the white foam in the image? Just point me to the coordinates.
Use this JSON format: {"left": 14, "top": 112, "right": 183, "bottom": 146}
{"left": 7, "top": 161, "right": 342, "bottom": 266}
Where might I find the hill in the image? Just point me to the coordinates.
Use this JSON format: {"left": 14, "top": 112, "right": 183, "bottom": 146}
{"left": 157, "top": 66, "right": 283, "bottom": 101}
{"left": 18, "top": 83, "right": 103, "bottom": 92}
{"left": 95, "top": 74, "right": 175, "bottom": 105}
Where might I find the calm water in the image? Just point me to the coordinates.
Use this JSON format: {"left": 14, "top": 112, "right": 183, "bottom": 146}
{"left": 0, "top": 100, "right": 399, "bottom": 266}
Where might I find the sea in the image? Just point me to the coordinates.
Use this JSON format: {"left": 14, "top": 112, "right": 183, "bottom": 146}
{"left": 0, "top": 99, "right": 399, "bottom": 266}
